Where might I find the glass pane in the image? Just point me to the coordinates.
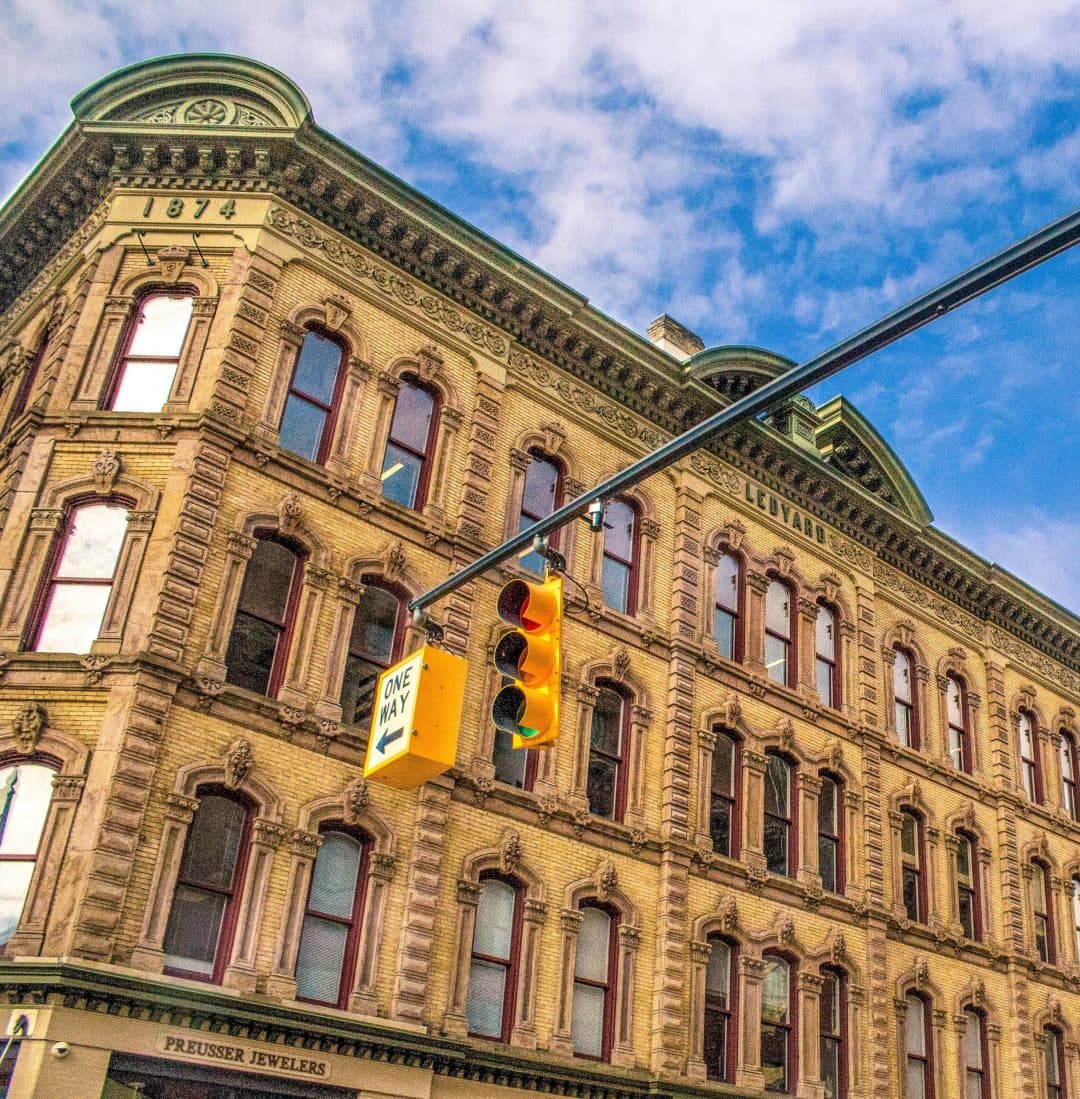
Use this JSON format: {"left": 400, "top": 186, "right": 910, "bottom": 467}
{"left": 906, "top": 1061, "right": 927, "bottom": 1099}
{"left": 713, "top": 735, "right": 735, "bottom": 794}
{"left": 517, "top": 511, "right": 547, "bottom": 574}
{"left": 224, "top": 611, "right": 278, "bottom": 694}
{"left": 816, "top": 606, "right": 835, "bottom": 658}
{"left": 762, "top": 958, "right": 789, "bottom": 1021}
{"left": 604, "top": 500, "right": 635, "bottom": 562}
{"left": 765, "top": 634, "right": 788, "bottom": 684}
{"left": 0, "top": 764, "right": 54, "bottom": 855}
{"left": 947, "top": 677, "right": 964, "bottom": 726}
{"left": 905, "top": 997, "right": 926, "bottom": 1055}
{"left": 590, "top": 691, "right": 623, "bottom": 755}
{"left": 901, "top": 813, "right": 918, "bottom": 859}
{"left": 181, "top": 795, "right": 245, "bottom": 889}
{"left": 1046, "top": 1032, "right": 1061, "bottom": 1084}
{"left": 128, "top": 295, "right": 193, "bottom": 356}
{"left": 710, "top": 798, "right": 731, "bottom": 856}
{"left": 111, "top": 359, "right": 178, "bottom": 412}
{"left": 340, "top": 654, "right": 380, "bottom": 727}
{"left": 820, "top": 971, "right": 839, "bottom": 1032}
{"left": 350, "top": 586, "right": 400, "bottom": 663}
{"left": 816, "top": 658, "right": 833, "bottom": 707}
{"left": 295, "top": 915, "right": 348, "bottom": 1004}
{"left": 291, "top": 331, "right": 342, "bottom": 404}
{"left": 821, "top": 1038, "right": 840, "bottom": 1099}
{"left": 493, "top": 727, "right": 527, "bottom": 787}
{"left": 819, "top": 776, "right": 837, "bottom": 832}
{"left": 958, "top": 890, "right": 975, "bottom": 938}
{"left": 764, "top": 755, "right": 790, "bottom": 816}
{"left": 714, "top": 607, "right": 735, "bottom": 659}
{"left": 820, "top": 837, "right": 837, "bottom": 893}
{"left": 1061, "top": 735, "right": 1075, "bottom": 781}
{"left": 1019, "top": 713, "right": 1034, "bottom": 756}
{"left": 600, "top": 557, "right": 629, "bottom": 613}
{"left": 1032, "top": 863, "right": 1047, "bottom": 909}
{"left": 575, "top": 907, "right": 611, "bottom": 982}
{"left": 35, "top": 582, "right": 112, "bottom": 653}
{"left": 965, "top": 1071, "right": 983, "bottom": 1099}
{"left": 893, "top": 649, "right": 913, "bottom": 702}
{"left": 0, "top": 861, "right": 34, "bottom": 946}
{"left": 163, "top": 885, "right": 226, "bottom": 974}
{"left": 704, "top": 1007, "right": 728, "bottom": 1081}
{"left": 896, "top": 702, "right": 913, "bottom": 747}
{"left": 764, "top": 817, "right": 789, "bottom": 875}
{"left": 309, "top": 832, "right": 361, "bottom": 919}
{"left": 716, "top": 554, "right": 739, "bottom": 612}
{"left": 761, "top": 1023, "right": 787, "bottom": 1091}
{"left": 237, "top": 540, "right": 298, "bottom": 623}
{"left": 963, "top": 1012, "right": 983, "bottom": 1068}
{"left": 381, "top": 443, "right": 422, "bottom": 508}
{"left": 56, "top": 504, "right": 128, "bottom": 579}
{"left": 705, "top": 940, "right": 730, "bottom": 1001}
{"left": 571, "top": 981, "right": 605, "bottom": 1057}
{"left": 522, "top": 457, "right": 558, "bottom": 518}
{"left": 466, "top": 958, "right": 507, "bottom": 1037}
{"left": 903, "top": 868, "right": 921, "bottom": 922}
{"left": 388, "top": 382, "right": 434, "bottom": 452}
{"left": 956, "top": 835, "right": 971, "bottom": 878}
{"left": 765, "top": 581, "right": 790, "bottom": 638}
{"left": 586, "top": 757, "right": 617, "bottom": 818}
{"left": 474, "top": 879, "right": 516, "bottom": 960}
{"left": 279, "top": 395, "right": 327, "bottom": 462}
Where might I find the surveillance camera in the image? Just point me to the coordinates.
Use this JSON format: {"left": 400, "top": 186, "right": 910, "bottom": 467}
{"left": 51, "top": 1041, "right": 70, "bottom": 1058}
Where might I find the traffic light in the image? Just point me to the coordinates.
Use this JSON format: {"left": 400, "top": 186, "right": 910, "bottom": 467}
{"left": 492, "top": 573, "right": 562, "bottom": 749}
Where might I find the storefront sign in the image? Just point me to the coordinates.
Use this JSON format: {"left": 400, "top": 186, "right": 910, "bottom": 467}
{"left": 744, "top": 481, "right": 827, "bottom": 543}
{"left": 156, "top": 1033, "right": 331, "bottom": 1081}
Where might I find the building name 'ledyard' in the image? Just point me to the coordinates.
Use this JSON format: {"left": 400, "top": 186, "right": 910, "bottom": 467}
{"left": 744, "top": 481, "right": 827, "bottom": 544}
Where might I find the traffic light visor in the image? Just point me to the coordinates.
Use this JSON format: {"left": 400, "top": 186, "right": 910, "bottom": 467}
{"left": 494, "top": 629, "right": 556, "bottom": 683}
{"left": 497, "top": 578, "right": 559, "bottom": 631}
{"left": 492, "top": 682, "right": 555, "bottom": 737}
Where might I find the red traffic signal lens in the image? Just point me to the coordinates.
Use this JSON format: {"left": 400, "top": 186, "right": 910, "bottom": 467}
{"left": 497, "top": 578, "right": 559, "bottom": 631}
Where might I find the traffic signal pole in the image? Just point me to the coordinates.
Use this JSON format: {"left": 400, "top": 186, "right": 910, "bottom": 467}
{"left": 409, "top": 205, "right": 1080, "bottom": 620}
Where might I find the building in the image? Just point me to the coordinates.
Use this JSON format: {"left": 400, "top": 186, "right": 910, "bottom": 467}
{"left": 0, "top": 52, "right": 1078, "bottom": 1099}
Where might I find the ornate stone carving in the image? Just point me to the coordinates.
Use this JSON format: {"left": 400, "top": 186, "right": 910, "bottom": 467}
{"left": 719, "top": 894, "right": 739, "bottom": 933}
{"left": 81, "top": 655, "right": 108, "bottom": 685}
{"left": 610, "top": 644, "right": 630, "bottom": 684}
{"left": 776, "top": 913, "right": 795, "bottom": 948}
{"left": 595, "top": 859, "right": 618, "bottom": 901}
{"left": 720, "top": 691, "right": 741, "bottom": 728}
{"left": 156, "top": 246, "right": 190, "bottom": 283}
{"left": 11, "top": 702, "right": 47, "bottom": 754}
{"left": 774, "top": 718, "right": 794, "bottom": 754}
{"left": 278, "top": 493, "right": 303, "bottom": 534}
{"left": 322, "top": 293, "right": 351, "bottom": 332}
{"left": 343, "top": 777, "right": 370, "bottom": 823}
{"left": 384, "top": 538, "right": 406, "bottom": 582}
{"left": 829, "top": 931, "right": 847, "bottom": 966}
{"left": 539, "top": 421, "right": 566, "bottom": 455}
{"left": 223, "top": 737, "right": 254, "bottom": 790}
{"left": 501, "top": 829, "right": 523, "bottom": 875}
{"left": 92, "top": 449, "right": 121, "bottom": 495}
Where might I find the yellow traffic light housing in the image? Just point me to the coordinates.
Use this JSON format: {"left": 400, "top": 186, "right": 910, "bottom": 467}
{"left": 492, "top": 574, "right": 562, "bottom": 748}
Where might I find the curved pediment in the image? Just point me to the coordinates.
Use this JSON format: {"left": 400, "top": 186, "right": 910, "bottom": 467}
{"left": 816, "top": 396, "right": 932, "bottom": 525}
{"left": 71, "top": 53, "right": 310, "bottom": 132}
{"left": 684, "top": 344, "right": 795, "bottom": 406}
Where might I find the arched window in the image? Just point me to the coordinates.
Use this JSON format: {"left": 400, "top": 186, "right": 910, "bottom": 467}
{"left": 1045, "top": 1027, "right": 1067, "bottom": 1099}
{"left": 380, "top": 377, "right": 439, "bottom": 510}
{"left": 1060, "top": 731, "right": 1079, "bottom": 821}
{"left": 601, "top": 498, "right": 639, "bottom": 614}
{"left": 815, "top": 604, "right": 839, "bottom": 708}
{"left": 904, "top": 993, "right": 933, "bottom": 1099}
{"left": 764, "top": 752, "right": 795, "bottom": 877}
{"left": 1072, "top": 877, "right": 1080, "bottom": 963}
{"left": 1018, "top": 711, "right": 1042, "bottom": 803}
{"left": 955, "top": 831, "right": 982, "bottom": 942}
{"left": 278, "top": 328, "right": 347, "bottom": 463}
{"left": 818, "top": 773, "right": 844, "bottom": 895}
{"left": 963, "top": 1009, "right": 989, "bottom": 1099}
{"left": 107, "top": 290, "right": 194, "bottom": 412}
{"left": 704, "top": 935, "right": 737, "bottom": 1083}
{"left": 894, "top": 648, "right": 918, "bottom": 749}
{"left": 340, "top": 581, "right": 405, "bottom": 728}
{"left": 162, "top": 787, "right": 252, "bottom": 982}
{"left": 946, "top": 675, "right": 972, "bottom": 773}
{"left": 714, "top": 552, "right": 743, "bottom": 661}
{"left": 761, "top": 954, "right": 795, "bottom": 1093}
{"left": 0, "top": 760, "right": 55, "bottom": 945}
{"left": 1031, "top": 861, "right": 1055, "bottom": 964}
{"left": 901, "top": 809, "right": 926, "bottom": 923}
{"left": 765, "top": 580, "right": 795, "bottom": 688}
{"left": 295, "top": 826, "right": 370, "bottom": 1008}
{"left": 493, "top": 724, "right": 538, "bottom": 791}
{"left": 710, "top": 729, "right": 741, "bottom": 859}
{"left": 587, "top": 684, "right": 629, "bottom": 822}
{"left": 224, "top": 536, "right": 305, "bottom": 697}
{"left": 820, "top": 966, "right": 847, "bottom": 1099}
{"left": 31, "top": 499, "right": 130, "bottom": 653}
{"left": 571, "top": 903, "right": 617, "bottom": 1061}
{"left": 518, "top": 451, "right": 562, "bottom": 574}
{"left": 466, "top": 874, "right": 523, "bottom": 1042}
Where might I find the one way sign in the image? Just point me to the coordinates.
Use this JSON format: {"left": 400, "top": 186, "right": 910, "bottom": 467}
{"left": 363, "top": 645, "right": 467, "bottom": 789}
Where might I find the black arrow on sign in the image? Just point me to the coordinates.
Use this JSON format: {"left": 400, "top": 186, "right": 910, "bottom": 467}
{"left": 377, "top": 726, "right": 404, "bottom": 755}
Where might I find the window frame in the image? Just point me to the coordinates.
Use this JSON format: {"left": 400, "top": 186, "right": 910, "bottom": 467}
{"left": 900, "top": 809, "right": 927, "bottom": 924}
{"left": 946, "top": 674, "right": 972, "bottom": 774}
{"left": 815, "top": 602, "right": 840, "bottom": 709}
{"left": 1044, "top": 1026, "right": 1066, "bottom": 1099}
{"left": 955, "top": 830, "right": 983, "bottom": 942}
{"left": 764, "top": 579, "right": 796, "bottom": 689}
{"left": 1059, "top": 730, "right": 1079, "bottom": 822}
{"left": 1031, "top": 860, "right": 1056, "bottom": 965}
{"left": 820, "top": 965, "right": 848, "bottom": 1099}
{"left": 1072, "top": 876, "right": 1080, "bottom": 965}
{"left": 493, "top": 722, "right": 540, "bottom": 791}
{"left": 600, "top": 496, "right": 640, "bottom": 616}
{"left": 893, "top": 647, "right": 919, "bottom": 750}
{"left": 761, "top": 952, "right": 797, "bottom": 1094}
{"left": 517, "top": 449, "right": 564, "bottom": 574}
{"left": 764, "top": 751, "right": 797, "bottom": 878}
{"left": 466, "top": 872, "right": 525, "bottom": 1043}
{"left": 380, "top": 374, "right": 441, "bottom": 511}
{"left": 103, "top": 287, "right": 195, "bottom": 412}
{"left": 5, "top": 336, "right": 47, "bottom": 432}
{"left": 818, "top": 771, "right": 845, "bottom": 895}
{"left": 904, "top": 992, "right": 935, "bottom": 1099}
{"left": 277, "top": 326, "right": 349, "bottom": 465}
{"left": 1018, "top": 710, "right": 1043, "bottom": 804}
{"left": 962, "top": 1008, "right": 990, "bottom": 1099}
{"left": 572, "top": 901, "right": 619, "bottom": 1062}
{"left": 586, "top": 682, "right": 631, "bottom": 823}
{"left": 339, "top": 578, "right": 407, "bottom": 728}
{"left": 710, "top": 728, "right": 742, "bottom": 860}
{"left": 703, "top": 934, "right": 738, "bottom": 1084}
{"left": 713, "top": 551, "right": 744, "bottom": 662}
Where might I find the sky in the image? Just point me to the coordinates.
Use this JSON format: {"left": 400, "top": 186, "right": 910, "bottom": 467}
{"left": 2, "top": 1, "right": 1079, "bottom": 611}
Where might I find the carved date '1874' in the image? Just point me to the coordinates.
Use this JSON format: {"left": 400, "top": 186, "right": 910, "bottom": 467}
{"left": 141, "top": 197, "right": 237, "bottom": 219}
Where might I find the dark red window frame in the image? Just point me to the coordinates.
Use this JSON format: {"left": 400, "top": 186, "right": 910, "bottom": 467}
{"left": 574, "top": 900, "right": 619, "bottom": 1062}
{"left": 1032, "top": 860, "right": 1056, "bottom": 964}
{"left": 893, "top": 646, "right": 919, "bottom": 750}
{"left": 764, "top": 751, "right": 797, "bottom": 878}
{"left": 815, "top": 602, "right": 840, "bottom": 708}
{"left": 710, "top": 728, "right": 742, "bottom": 859}
{"left": 163, "top": 785, "right": 253, "bottom": 985}
{"left": 600, "top": 496, "right": 640, "bottom": 615}
{"left": 901, "top": 809, "right": 927, "bottom": 924}
{"left": 340, "top": 578, "right": 407, "bottom": 728}
{"left": 704, "top": 933, "right": 738, "bottom": 1083}
{"left": 1045, "top": 1026, "right": 1067, "bottom": 1099}
{"left": 103, "top": 287, "right": 195, "bottom": 410}
{"left": 905, "top": 992, "right": 935, "bottom": 1099}
{"left": 713, "top": 551, "right": 744, "bottom": 662}
{"left": 963, "top": 1008, "right": 990, "bottom": 1099}
{"left": 381, "top": 374, "right": 441, "bottom": 511}
{"left": 765, "top": 578, "right": 797, "bottom": 689}
{"left": 1018, "top": 710, "right": 1043, "bottom": 803}
{"left": 818, "top": 771, "right": 845, "bottom": 895}
{"left": 518, "top": 449, "right": 564, "bottom": 573}
{"left": 587, "top": 682, "right": 631, "bottom": 823}
{"left": 955, "top": 830, "right": 983, "bottom": 942}
{"left": 296, "top": 823, "right": 371, "bottom": 1009}
{"left": 946, "top": 674, "right": 972, "bottom": 774}
{"left": 493, "top": 718, "right": 540, "bottom": 791}
{"left": 1060, "top": 730, "right": 1080, "bottom": 822}
{"left": 820, "top": 965, "right": 847, "bottom": 1099}
{"left": 279, "top": 326, "right": 348, "bottom": 464}
{"left": 761, "top": 951, "right": 797, "bottom": 1093}
{"left": 467, "top": 872, "right": 525, "bottom": 1043}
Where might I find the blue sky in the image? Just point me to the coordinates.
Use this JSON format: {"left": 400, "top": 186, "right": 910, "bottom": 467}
{"left": 3, "top": 1, "right": 1079, "bottom": 610}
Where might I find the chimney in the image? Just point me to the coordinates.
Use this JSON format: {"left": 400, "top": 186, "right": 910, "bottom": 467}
{"left": 647, "top": 314, "right": 705, "bottom": 361}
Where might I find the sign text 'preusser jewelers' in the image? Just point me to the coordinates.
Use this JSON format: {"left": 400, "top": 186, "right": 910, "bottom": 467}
{"left": 157, "top": 1034, "right": 331, "bottom": 1081}
{"left": 744, "top": 481, "right": 827, "bottom": 543}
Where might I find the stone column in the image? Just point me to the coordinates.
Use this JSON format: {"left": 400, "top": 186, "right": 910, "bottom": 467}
{"left": 685, "top": 939, "right": 712, "bottom": 1080}
{"left": 510, "top": 898, "right": 546, "bottom": 1049}
{"left": 798, "top": 771, "right": 823, "bottom": 889}
{"left": 223, "top": 818, "right": 286, "bottom": 991}
{"left": 443, "top": 879, "right": 481, "bottom": 1037}
{"left": 549, "top": 908, "right": 582, "bottom": 1057}
{"left": 798, "top": 970, "right": 826, "bottom": 1099}
{"left": 737, "top": 955, "right": 767, "bottom": 1091}
{"left": 742, "top": 749, "right": 768, "bottom": 872}
{"left": 266, "top": 829, "right": 322, "bottom": 999}
{"left": 745, "top": 571, "right": 769, "bottom": 674}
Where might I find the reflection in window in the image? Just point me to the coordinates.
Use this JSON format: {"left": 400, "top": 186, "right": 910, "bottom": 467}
{"left": 224, "top": 538, "right": 304, "bottom": 696}
{"left": 765, "top": 581, "right": 793, "bottom": 687}
{"left": 33, "top": 501, "right": 129, "bottom": 653}
{"left": 963, "top": 1009, "right": 988, "bottom": 1099}
{"left": 819, "top": 774, "right": 842, "bottom": 894}
{"left": 1060, "top": 731, "right": 1079, "bottom": 822}
{"left": 279, "top": 330, "right": 346, "bottom": 463}
{"left": 764, "top": 753, "right": 793, "bottom": 877}
{"left": 901, "top": 811, "right": 925, "bottom": 923}
{"left": 1045, "top": 1027, "right": 1066, "bottom": 1099}
{"left": 904, "top": 994, "right": 932, "bottom": 1099}
{"left": 714, "top": 553, "right": 741, "bottom": 661}
{"left": 163, "top": 790, "right": 250, "bottom": 981}
{"left": 295, "top": 828, "right": 369, "bottom": 1007}
{"left": 704, "top": 936, "right": 735, "bottom": 1082}
{"left": 947, "top": 675, "right": 970, "bottom": 773}
{"left": 381, "top": 379, "right": 437, "bottom": 510}
{"left": 466, "top": 876, "right": 522, "bottom": 1041}
{"left": 1073, "top": 877, "right": 1080, "bottom": 964}
{"left": 1018, "top": 711, "right": 1041, "bottom": 802}
{"left": 587, "top": 687, "right": 627, "bottom": 821}
{"left": 955, "top": 832, "right": 981, "bottom": 941}
{"left": 894, "top": 649, "right": 916, "bottom": 748}
{"left": 601, "top": 499, "right": 638, "bottom": 614}
{"left": 816, "top": 605, "right": 837, "bottom": 707}
{"left": 761, "top": 955, "right": 792, "bottom": 1092}
{"left": 518, "top": 453, "right": 561, "bottom": 574}
{"left": 340, "top": 583, "right": 404, "bottom": 728}
{"left": 1032, "top": 862, "right": 1054, "bottom": 964}
{"left": 493, "top": 723, "right": 537, "bottom": 791}
{"left": 0, "top": 762, "right": 55, "bottom": 945}
{"left": 710, "top": 730, "right": 739, "bottom": 858}
{"left": 109, "top": 292, "right": 193, "bottom": 412}
{"left": 571, "top": 904, "right": 614, "bottom": 1060}
{"left": 820, "top": 967, "right": 846, "bottom": 1099}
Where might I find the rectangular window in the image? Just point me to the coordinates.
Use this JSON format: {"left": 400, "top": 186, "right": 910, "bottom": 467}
{"left": 893, "top": 649, "right": 916, "bottom": 749}
{"left": 587, "top": 688, "right": 626, "bottom": 821}
{"left": 600, "top": 499, "right": 637, "bottom": 614}
{"left": 764, "top": 754, "right": 793, "bottom": 878}
{"left": 109, "top": 293, "right": 193, "bottom": 412}
{"left": 571, "top": 906, "right": 613, "bottom": 1060}
{"left": 818, "top": 775, "right": 841, "bottom": 894}
{"left": 710, "top": 732, "right": 738, "bottom": 858}
{"left": 704, "top": 938, "right": 734, "bottom": 1082}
